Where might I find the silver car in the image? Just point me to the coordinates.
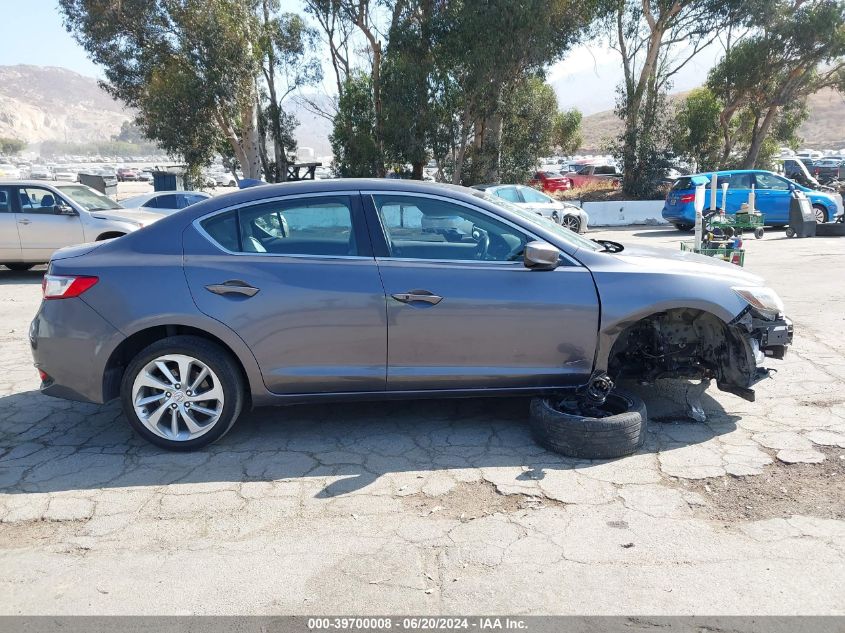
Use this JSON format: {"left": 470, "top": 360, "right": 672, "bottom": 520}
{"left": 474, "top": 184, "right": 589, "bottom": 232}
{"left": 30, "top": 180, "right": 791, "bottom": 450}
{"left": 120, "top": 191, "right": 211, "bottom": 215}
{"left": 0, "top": 180, "right": 165, "bottom": 270}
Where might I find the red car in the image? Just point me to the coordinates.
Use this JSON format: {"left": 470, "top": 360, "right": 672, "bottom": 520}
{"left": 564, "top": 163, "right": 622, "bottom": 188}
{"left": 116, "top": 167, "right": 139, "bottom": 182}
{"left": 528, "top": 170, "right": 572, "bottom": 193}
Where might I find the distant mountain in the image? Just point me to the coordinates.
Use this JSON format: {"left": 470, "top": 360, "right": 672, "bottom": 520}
{"left": 0, "top": 64, "right": 333, "bottom": 159}
{"left": 579, "top": 87, "right": 845, "bottom": 153}
{"left": 0, "top": 65, "right": 129, "bottom": 143}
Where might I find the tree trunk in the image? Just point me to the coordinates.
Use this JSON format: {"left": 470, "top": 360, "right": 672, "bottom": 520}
{"left": 452, "top": 107, "right": 471, "bottom": 185}
{"left": 479, "top": 111, "right": 503, "bottom": 184}
{"left": 411, "top": 162, "right": 424, "bottom": 179}
{"left": 263, "top": 0, "right": 287, "bottom": 182}
{"left": 239, "top": 98, "right": 263, "bottom": 180}
{"left": 742, "top": 105, "right": 779, "bottom": 169}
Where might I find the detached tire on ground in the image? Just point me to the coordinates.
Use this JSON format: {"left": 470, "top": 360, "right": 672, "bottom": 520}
{"left": 529, "top": 390, "right": 647, "bottom": 459}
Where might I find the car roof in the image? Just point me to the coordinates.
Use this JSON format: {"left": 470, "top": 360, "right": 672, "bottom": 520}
{"left": 0, "top": 179, "right": 65, "bottom": 186}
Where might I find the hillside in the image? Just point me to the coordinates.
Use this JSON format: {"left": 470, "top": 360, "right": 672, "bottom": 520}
{"left": 579, "top": 87, "right": 845, "bottom": 152}
{"left": 0, "top": 65, "right": 129, "bottom": 143}
{"left": 0, "top": 64, "right": 333, "bottom": 157}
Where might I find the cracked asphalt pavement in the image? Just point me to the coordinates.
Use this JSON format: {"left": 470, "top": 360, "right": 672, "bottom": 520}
{"left": 1, "top": 226, "right": 844, "bottom": 614}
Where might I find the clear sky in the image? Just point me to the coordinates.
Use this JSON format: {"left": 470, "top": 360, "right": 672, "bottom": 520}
{"left": 0, "top": 0, "right": 721, "bottom": 115}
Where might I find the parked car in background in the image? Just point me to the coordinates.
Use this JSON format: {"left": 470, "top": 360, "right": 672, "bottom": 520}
{"left": 528, "top": 170, "right": 572, "bottom": 193}
{"left": 811, "top": 158, "right": 845, "bottom": 184}
{"left": 212, "top": 172, "right": 239, "bottom": 187}
{"left": 563, "top": 162, "right": 622, "bottom": 189}
{"left": 29, "top": 179, "right": 792, "bottom": 451}
{"left": 120, "top": 191, "right": 211, "bottom": 215}
{"left": 0, "top": 181, "right": 166, "bottom": 269}
{"left": 28, "top": 165, "right": 53, "bottom": 180}
{"left": 0, "top": 164, "right": 21, "bottom": 180}
{"left": 473, "top": 184, "right": 589, "bottom": 233}
{"left": 662, "top": 170, "right": 844, "bottom": 230}
{"left": 53, "top": 166, "right": 77, "bottom": 182}
{"left": 776, "top": 157, "right": 820, "bottom": 189}
{"left": 138, "top": 171, "right": 154, "bottom": 183}
{"left": 117, "top": 167, "right": 139, "bottom": 182}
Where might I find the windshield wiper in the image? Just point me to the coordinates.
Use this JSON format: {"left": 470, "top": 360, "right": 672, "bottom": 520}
{"left": 592, "top": 239, "right": 624, "bottom": 253}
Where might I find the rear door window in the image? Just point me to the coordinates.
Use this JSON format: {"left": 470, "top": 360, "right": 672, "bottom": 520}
{"left": 200, "top": 195, "right": 362, "bottom": 257}
{"left": 495, "top": 187, "right": 522, "bottom": 203}
{"left": 0, "top": 187, "right": 12, "bottom": 213}
{"left": 754, "top": 172, "right": 790, "bottom": 190}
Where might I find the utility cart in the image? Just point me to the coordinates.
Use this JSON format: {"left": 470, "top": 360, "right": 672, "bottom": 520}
{"left": 680, "top": 240, "right": 745, "bottom": 266}
{"left": 705, "top": 210, "right": 765, "bottom": 239}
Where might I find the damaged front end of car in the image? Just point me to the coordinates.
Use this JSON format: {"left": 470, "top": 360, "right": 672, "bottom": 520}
{"left": 607, "top": 303, "right": 792, "bottom": 404}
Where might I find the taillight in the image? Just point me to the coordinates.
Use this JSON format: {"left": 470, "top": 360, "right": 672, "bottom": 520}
{"left": 42, "top": 275, "right": 99, "bottom": 300}
{"left": 679, "top": 193, "right": 695, "bottom": 203}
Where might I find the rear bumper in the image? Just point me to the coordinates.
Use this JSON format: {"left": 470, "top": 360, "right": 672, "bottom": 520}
{"left": 29, "top": 298, "right": 124, "bottom": 404}
{"left": 661, "top": 205, "right": 694, "bottom": 224}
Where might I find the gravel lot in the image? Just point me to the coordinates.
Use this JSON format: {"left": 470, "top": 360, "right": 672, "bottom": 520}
{"left": 1, "top": 224, "right": 844, "bottom": 615}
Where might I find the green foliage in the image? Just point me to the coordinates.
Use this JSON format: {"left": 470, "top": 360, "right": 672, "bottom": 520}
{"left": 552, "top": 109, "right": 582, "bottom": 155}
{"left": 59, "top": 0, "right": 264, "bottom": 175}
{"left": 112, "top": 121, "right": 148, "bottom": 144}
{"left": 0, "top": 138, "right": 26, "bottom": 155}
{"left": 672, "top": 87, "right": 722, "bottom": 172}
{"left": 707, "top": 0, "right": 845, "bottom": 167}
{"left": 330, "top": 73, "right": 380, "bottom": 177}
{"left": 499, "top": 77, "right": 558, "bottom": 184}
{"left": 611, "top": 89, "right": 674, "bottom": 199}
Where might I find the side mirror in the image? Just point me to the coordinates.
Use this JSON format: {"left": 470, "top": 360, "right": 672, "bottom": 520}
{"left": 54, "top": 204, "right": 76, "bottom": 216}
{"left": 524, "top": 240, "right": 560, "bottom": 271}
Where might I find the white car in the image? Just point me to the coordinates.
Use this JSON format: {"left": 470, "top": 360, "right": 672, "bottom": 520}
{"left": 212, "top": 171, "right": 239, "bottom": 187}
{"left": 53, "top": 166, "right": 78, "bottom": 182}
{"left": 28, "top": 165, "right": 53, "bottom": 180}
{"left": 120, "top": 191, "right": 211, "bottom": 215}
{"left": 0, "top": 164, "right": 21, "bottom": 180}
{"left": 0, "top": 180, "right": 165, "bottom": 270}
{"left": 473, "top": 184, "right": 590, "bottom": 233}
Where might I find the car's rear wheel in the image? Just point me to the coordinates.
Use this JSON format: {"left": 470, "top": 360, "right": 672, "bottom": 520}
{"left": 561, "top": 215, "right": 581, "bottom": 233}
{"left": 529, "top": 390, "right": 647, "bottom": 459}
{"left": 121, "top": 335, "right": 245, "bottom": 451}
{"left": 813, "top": 204, "right": 828, "bottom": 224}
{"left": 3, "top": 263, "right": 35, "bottom": 271}
{"left": 674, "top": 224, "right": 694, "bottom": 232}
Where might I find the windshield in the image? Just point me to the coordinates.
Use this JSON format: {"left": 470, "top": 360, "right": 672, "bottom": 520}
{"left": 470, "top": 189, "right": 602, "bottom": 252}
{"left": 55, "top": 185, "right": 122, "bottom": 211}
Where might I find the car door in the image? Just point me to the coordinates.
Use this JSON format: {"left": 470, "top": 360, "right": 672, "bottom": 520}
{"left": 364, "top": 192, "right": 600, "bottom": 392}
{"left": 721, "top": 173, "right": 753, "bottom": 213}
{"left": 753, "top": 172, "right": 792, "bottom": 224}
{"left": 183, "top": 192, "right": 387, "bottom": 395}
{"left": 0, "top": 186, "right": 22, "bottom": 261}
{"left": 15, "top": 186, "right": 85, "bottom": 261}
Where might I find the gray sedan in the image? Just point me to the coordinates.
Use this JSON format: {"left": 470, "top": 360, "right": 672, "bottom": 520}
{"left": 30, "top": 180, "right": 791, "bottom": 450}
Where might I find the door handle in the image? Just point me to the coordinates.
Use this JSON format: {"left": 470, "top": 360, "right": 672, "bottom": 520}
{"left": 391, "top": 290, "right": 442, "bottom": 305}
{"left": 17, "top": 219, "right": 31, "bottom": 225}
{"left": 205, "top": 280, "right": 260, "bottom": 297}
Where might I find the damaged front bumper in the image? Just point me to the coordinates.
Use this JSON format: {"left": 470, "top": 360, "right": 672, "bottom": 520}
{"left": 720, "top": 310, "right": 793, "bottom": 401}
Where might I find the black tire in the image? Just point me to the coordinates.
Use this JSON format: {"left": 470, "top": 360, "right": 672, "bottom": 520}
{"left": 675, "top": 224, "right": 694, "bottom": 232}
{"left": 120, "top": 335, "right": 245, "bottom": 451}
{"left": 754, "top": 227, "right": 765, "bottom": 239}
{"left": 529, "top": 390, "right": 647, "bottom": 459}
{"left": 813, "top": 204, "right": 828, "bottom": 224}
{"left": 786, "top": 227, "right": 796, "bottom": 238}
{"left": 4, "top": 263, "right": 35, "bottom": 271}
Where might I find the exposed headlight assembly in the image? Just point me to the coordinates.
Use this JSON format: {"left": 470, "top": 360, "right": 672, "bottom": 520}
{"left": 733, "top": 286, "right": 785, "bottom": 320}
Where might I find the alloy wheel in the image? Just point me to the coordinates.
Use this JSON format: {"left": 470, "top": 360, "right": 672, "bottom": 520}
{"left": 131, "top": 354, "right": 225, "bottom": 441}
{"left": 561, "top": 215, "right": 581, "bottom": 233}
